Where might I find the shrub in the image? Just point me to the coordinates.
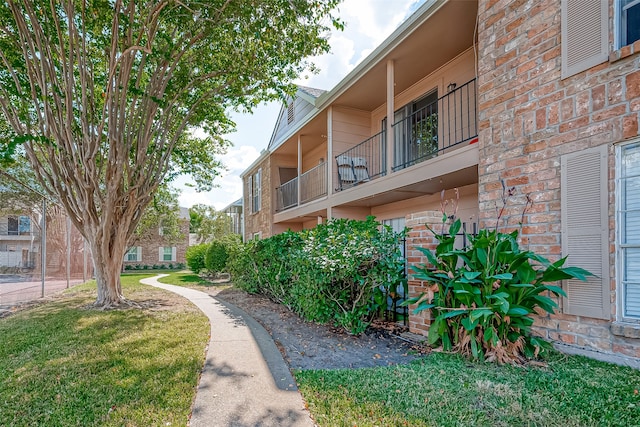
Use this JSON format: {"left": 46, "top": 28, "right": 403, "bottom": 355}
{"left": 185, "top": 243, "right": 209, "bottom": 274}
{"left": 205, "top": 240, "right": 229, "bottom": 275}
{"left": 292, "top": 217, "right": 406, "bottom": 334}
{"left": 228, "top": 217, "right": 406, "bottom": 334}
{"left": 405, "top": 218, "right": 592, "bottom": 364}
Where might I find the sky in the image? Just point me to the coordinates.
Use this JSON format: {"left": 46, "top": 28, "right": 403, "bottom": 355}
{"left": 177, "top": 0, "right": 426, "bottom": 210}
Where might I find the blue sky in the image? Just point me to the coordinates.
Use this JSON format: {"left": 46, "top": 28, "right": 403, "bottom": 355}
{"left": 177, "top": 0, "right": 425, "bottom": 210}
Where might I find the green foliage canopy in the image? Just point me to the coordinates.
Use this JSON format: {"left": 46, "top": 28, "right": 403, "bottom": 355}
{"left": 0, "top": 0, "right": 342, "bottom": 306}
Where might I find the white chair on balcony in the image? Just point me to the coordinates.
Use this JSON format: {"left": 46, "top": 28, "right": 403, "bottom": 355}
{"left": 352, "top": 157, "right": 370, "bottom": 183}
{"left": 336, "top": 155, "right": 356, "bottom": 190}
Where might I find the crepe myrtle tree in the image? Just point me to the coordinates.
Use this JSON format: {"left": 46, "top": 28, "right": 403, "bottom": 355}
{"left": 0, "top": 0, "right": 341, "bottom": 307}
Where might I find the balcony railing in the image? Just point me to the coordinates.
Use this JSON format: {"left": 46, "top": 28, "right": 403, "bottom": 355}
{"left": 275, "top": 161, "right": 328, "bottom": 212}
{"left": 300, "top": 161, "right": 327, "bottom": 204}
{"left": 275, "top": 177, "right": 298, "bottom": 212}
{"left": 393, "top": 78, "right": 477, "bottom": 171}
{"left": 335, "top": 130, "right": 386, "bottom": 191}
{"left": 0, "top": 225, "right": 34, "bottom": 237}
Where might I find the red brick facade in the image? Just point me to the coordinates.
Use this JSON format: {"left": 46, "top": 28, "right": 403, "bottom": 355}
{"left": 477, "top": 0, "right": 640, "bottom": 357}
{"left": 123, "top": 219, "right": 190, "bottom": 268}
{"left": 243, "top": 155, "right": 273, "bottom": 241}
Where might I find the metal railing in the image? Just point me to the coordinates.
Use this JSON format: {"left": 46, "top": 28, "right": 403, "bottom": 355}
{"left": 0, "top": 224, "right": 35, "bottom": 236}
{"left": 300, "top": 161, "right": 327, "bottom": 204}
{"left": 275, "top": 177, "right": 298, "bottom": 212}
{"left": 334, "top": 129, "right": 386, "bottom": 191}
{"left": 393, "top": 78, "right": 477, "bottom": 171}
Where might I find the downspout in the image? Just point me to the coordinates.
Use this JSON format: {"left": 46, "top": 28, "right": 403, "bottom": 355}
{"left": 386, "top": 60, "right": 395, "bottom": 175}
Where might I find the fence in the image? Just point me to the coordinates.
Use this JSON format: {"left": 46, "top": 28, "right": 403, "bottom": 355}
{"left": 0, "top": 199, "right": 93, "bottom": 308}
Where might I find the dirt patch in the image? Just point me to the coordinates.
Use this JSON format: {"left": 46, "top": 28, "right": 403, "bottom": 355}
{"left": 208, "top": 286, "right": 426, "bottom": 371}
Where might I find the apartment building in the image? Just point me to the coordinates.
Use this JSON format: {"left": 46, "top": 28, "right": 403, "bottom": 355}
{"left": 242, "top": 0, "right": 640, "bottom": 360}
{"left": 123, "top": 207, "right": 190, "bottom": 268}
{"left": 0, "top": 214, "right": 38, "bottom": 269}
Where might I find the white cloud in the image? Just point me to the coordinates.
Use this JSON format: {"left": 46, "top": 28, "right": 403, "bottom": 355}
{"left": 177, "top": 145, "right": 260, "bottom": 210}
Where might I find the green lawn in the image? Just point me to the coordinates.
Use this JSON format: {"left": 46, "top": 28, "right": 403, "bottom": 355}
{"left": 0, "top": 274, "right": 209, "bottom": 427}
{"left": 18, "top": 271, "right": 636, "bottom": 427}
{"left": 296, "top": 351, "right": 640, "bottom": 427}
{"left": 157, "top": 270, "right": 214, "bottom": 288}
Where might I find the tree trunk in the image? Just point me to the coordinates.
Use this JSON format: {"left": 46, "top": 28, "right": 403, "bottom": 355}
{"left": 89, "top": 228, "right": 129, "bottom": 308}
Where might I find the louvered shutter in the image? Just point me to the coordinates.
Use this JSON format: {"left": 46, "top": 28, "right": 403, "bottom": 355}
{"left": 561, "top": 0, "right": 608, "bottom": 79}
{"left": 171, "top": 247, "right": 177, "bottom": 262}
{"left": 137, "top": 246, "right": 142, "bottom": 262}
{"left": 159, "top": 247, "right": 164, "bottom": 262}
{"left": 561, "top": 145, "right": 610, "bottom": 319}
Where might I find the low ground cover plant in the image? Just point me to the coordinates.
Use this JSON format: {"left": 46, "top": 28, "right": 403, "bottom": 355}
{"left": 228, "top": 216, "right": 406, "bottom": 333}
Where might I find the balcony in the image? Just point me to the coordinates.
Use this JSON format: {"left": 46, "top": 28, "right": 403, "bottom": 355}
{"left": 333, "top": 78, "right": 477, "bottom": 191}
{"left": 335, "top": 130, "right": 386, "bottom": 191}
{"left": 393, "top": 79, "right": 477, "bottom": 171}
{"left": 275, "top": 161, "right": 328, "bottom": 212}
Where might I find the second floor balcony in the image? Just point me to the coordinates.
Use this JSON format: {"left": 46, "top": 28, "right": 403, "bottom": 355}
{"left": 335, "top": 78, "right": 478, "bottom": 190}
{"left": 275, "top": 161, "right": 328, "bottom": 212}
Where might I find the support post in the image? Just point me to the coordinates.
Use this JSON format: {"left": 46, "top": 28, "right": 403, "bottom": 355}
{"left": 40, "top": 198, "right": 46, "bottom": 298}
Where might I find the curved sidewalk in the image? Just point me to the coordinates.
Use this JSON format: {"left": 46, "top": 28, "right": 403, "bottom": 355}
{"left": 141, "top": 275, "right": 315, "bottom": 427}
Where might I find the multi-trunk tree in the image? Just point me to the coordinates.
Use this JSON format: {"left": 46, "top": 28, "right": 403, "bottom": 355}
{"left": 0, "top": 0, "right": 340, "bottom": 307}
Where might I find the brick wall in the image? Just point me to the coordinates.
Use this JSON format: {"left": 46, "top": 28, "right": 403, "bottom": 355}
{"left": 124, "top": 219, "right": 189, "bottom": 267}
{"left": 243, "top": 156, "right": 273, "bottom": 241}
{"left": 477, "top": 0, "right": 640, "bottom": 357}
{"left": 405, "top": 210, "right": 445, "bottom": 335}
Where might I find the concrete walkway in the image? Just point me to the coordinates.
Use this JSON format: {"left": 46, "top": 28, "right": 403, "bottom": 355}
{"left": 140, "top": 275, "right": 315, "bottom": 427}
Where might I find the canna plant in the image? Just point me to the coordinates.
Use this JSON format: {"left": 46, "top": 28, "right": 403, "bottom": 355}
{"left": 405, "top": 217, "right": 593, "bottom": 364}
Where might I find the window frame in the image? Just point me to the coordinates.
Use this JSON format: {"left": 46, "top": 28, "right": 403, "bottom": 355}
{"left": 125, "top": 246, "right": 141, "bottom": 262}
{"left": 616, "top": 139, "right": 640, "bottom": 323}
{"left": 251, "top": 169, "right": 262, "bottom": 213}
{"left": 616, "top": 0, "right": 640, "bottom": 49}
{"left": 162, "top": 246, "right": 175, "bottom": 262}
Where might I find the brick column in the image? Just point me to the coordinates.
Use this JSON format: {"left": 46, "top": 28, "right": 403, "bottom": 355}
{"left": 405, "top": 210, "right": 445, "bottom": 336}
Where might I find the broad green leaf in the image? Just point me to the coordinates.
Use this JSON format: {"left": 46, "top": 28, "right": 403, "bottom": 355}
{"left": 507, "top": 306, "right": 530, "bottom": 316}
{"left": 541, "top": 284, "right": 567, "bottom": 297}
{"left": 442, "top": 309, "right": 468, "bottom": 319}
{"left": 490, "top": 273, "right": 514, "bottom": 281}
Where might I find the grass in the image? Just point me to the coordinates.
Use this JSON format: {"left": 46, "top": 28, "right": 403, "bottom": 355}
{"left": 296, "top": 351, "right": 640, "bottom": 427}
{"left": 157, "top": 270, "right": 229, "bottom": 291}
{"left": 0, "top": 274, "right": 209, "bottom": 427}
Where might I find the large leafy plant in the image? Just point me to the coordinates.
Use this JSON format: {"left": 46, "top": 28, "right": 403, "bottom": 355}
{"left": 405, "top": 218, "right": 592, "bottom": 364}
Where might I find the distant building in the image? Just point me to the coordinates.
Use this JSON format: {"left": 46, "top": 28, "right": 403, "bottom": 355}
{"left": 222, "top": 198, "right": 243, "bottom": 237}
{"left": 124, "top": 207, "right": 190, "bottom": 267}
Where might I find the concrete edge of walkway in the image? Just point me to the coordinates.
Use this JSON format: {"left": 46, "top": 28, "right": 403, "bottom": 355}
{"left": 212, "top": 296, "right": 300, "bottom": 391}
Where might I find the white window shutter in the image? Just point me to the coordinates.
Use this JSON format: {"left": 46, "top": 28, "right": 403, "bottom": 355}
{"left": 137, "top": 246, "right": 142, "bottom": 262}
{"left": 159, "top": 247, "right": 164, "bottom": 262}
{"left": 171, "top": 247, "right": 177, "bottom": 262}
{"left": 561, "top": 0, "right": 608, "bottom": 79}
{"left": 561, "top": 145, "right": 610, "bottom": 319}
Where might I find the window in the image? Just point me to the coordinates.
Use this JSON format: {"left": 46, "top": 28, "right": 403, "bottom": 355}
{"left": 125, "top": 246, "right": 142, "bottom": 262}
{"left": 618, "top": 141, "right": 640, "bottom": 320}
{"left": 251, "top": 169, "right": 261, "bottom": 213}
{"left": 7, "top": 216, "right": 18, "bottom": 235}
{"left": 18, "top": 216, "right": 30, "bottom": 235}
{"left": 159, "top": 246, "right": 176, "bottom": 262}
{"left": 618, "top": 0, "right": 640, "bottom": 48}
